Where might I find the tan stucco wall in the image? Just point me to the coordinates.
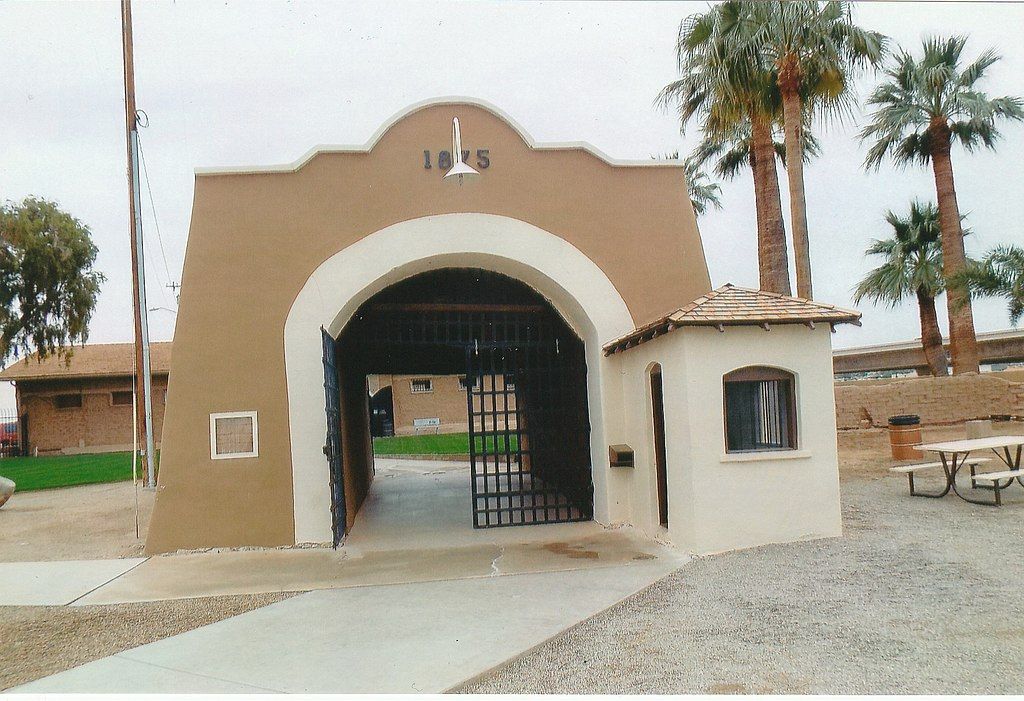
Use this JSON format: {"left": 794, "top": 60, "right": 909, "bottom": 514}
{"left": 146, "top": 100, "right": 710, "bottom": 553}
{"left": 17, "top": 376, "right": 168, "bottom": 455}
{"left": 605, "top": 325, "right": 842, "bottom": 554}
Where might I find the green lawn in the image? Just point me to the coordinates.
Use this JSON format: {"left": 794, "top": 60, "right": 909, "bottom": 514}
{"left": 373, "top": 432, "right": 519, "bottom": 455}
{"left": 0, "top": 451, "right": 154, "bottom": 492}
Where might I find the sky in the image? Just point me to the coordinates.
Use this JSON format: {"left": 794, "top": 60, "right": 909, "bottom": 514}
{"left": 1, "top": 0, "right": 1023, "bottom": 409}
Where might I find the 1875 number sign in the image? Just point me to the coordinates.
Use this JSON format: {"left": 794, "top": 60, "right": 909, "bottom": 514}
{"left": 423, "top": 149, "right": 490, "bottom": 170}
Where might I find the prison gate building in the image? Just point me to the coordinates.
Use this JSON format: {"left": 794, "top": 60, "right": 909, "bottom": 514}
{"left": 146, "top": 98, "right": 859, "bottom": 556}
{"left": 0, "top": 343, "right": 171, "bottom": 455}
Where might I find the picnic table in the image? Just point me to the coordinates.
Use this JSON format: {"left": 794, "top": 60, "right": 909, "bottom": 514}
{"left": 914, "top": 434, "right": 1024, "bottom": 506}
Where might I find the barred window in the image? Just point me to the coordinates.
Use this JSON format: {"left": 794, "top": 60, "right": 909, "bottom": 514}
{"left": 210, "top": 411, "right": 259, "bottom": 459}
{"left": 54, "top": 394, "right": 82, "bottom": 409}
{"left": 410, "top": 378, "right": 433, "bottom": 394}
{"left": 723, "top": 367, "right": 797, "bottom": 453}
{"left": 458, "top": 376, "right": 479, "bottom": 391}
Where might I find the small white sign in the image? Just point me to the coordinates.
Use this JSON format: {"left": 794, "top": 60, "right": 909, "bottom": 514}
{"left": 413, "top": 417, "right": 441, "bottom": 428}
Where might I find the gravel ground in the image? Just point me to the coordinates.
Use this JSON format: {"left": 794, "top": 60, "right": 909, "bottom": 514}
{"left": 0, "top": 481, "right": 154, "bottom": 562}
{"left": 460, "top": 474, "right": 1024, "bottom": 694}
{"left": 4, "top": 431, "right": 1021, "bottom": 693}
{"left": 0, "top": 592, "right": 294, "bottom": 690}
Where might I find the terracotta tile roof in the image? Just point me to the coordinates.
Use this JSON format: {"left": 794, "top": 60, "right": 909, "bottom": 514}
{"left": 604, "top": 284, "right": 861, "bottom": 355}
{"left": 0, "top": 342, "right": 172, "bottom": 381}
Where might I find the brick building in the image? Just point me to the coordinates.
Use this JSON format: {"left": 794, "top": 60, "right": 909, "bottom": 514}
{"left": 366, "top": 373, "right": 516, "bottom": 436}
{"left": 0, "top": 342, "right": 171, "bottom": 455}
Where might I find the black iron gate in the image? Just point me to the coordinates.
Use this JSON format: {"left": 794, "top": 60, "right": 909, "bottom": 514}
{"left": 321, "top": 327, "right": 347, "bottom": 545}
{"left": 335, "top": 268, "right": 594, "bottom": 531}
{"left": 465, "top": 317, "right": 593, "bottom": 528}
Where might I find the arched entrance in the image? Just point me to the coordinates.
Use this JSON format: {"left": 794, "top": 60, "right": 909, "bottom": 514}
{"left": 284, "top": 213, "right": 635, "bottom": 546}
{"left": 324, "top": 268, "right": 594, "bottom": 542}
{"left": 368, "top": 386, "right": 394, "bottom": 437}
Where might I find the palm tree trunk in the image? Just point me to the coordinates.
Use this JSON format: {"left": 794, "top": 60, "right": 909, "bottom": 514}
{"left": 916, "top": 288, "right": 949, "bottom": 377}
{"left": 781, "top": 86, "right": 812, "bottom": 299}
{"left": 750, "top": 115, "right": 792, "bottom": 295}
{"left": 930, "top": 132, "right": 980, "bottom": 374}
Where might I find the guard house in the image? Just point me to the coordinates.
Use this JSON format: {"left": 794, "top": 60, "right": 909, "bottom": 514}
{"left": 146, "top": 98, "right": 859, "bottom": 555}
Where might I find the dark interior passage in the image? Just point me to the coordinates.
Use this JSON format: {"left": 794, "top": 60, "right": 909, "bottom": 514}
{"left": 324, "top": 268, "right": 594, "bottom": 540}
{"left": 650, "top": 365, "right": 669, "bottom": 527}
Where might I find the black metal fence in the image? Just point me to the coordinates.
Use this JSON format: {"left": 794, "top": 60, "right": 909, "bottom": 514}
{"left": 0, "top": 409, "right": 26, "bottom": 458}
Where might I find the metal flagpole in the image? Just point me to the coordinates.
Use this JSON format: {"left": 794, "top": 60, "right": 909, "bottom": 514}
{"left": 132, "top": 387, "right": 140, "bottom": 539}
{"left": 121, "top": 0, "right": 157, "bottom": 489}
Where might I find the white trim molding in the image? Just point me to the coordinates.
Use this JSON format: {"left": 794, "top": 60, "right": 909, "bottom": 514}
{"left": 284, "top": 213, "right": 635, "bottom": 544}
{"left": 195, "top": 96, "right": 685, "bottom": 176}
{"left": 209, "top": 411, "right": 260, "bottom": 460}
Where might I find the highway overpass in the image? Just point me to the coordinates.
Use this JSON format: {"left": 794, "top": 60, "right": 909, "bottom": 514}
{"left": 833, "top": 329, "right": 1024, "bottom": 376}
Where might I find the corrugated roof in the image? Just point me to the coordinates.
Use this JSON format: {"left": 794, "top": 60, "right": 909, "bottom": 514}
{"left": 604, "top": 284, "right": 861, "bottom": 355}
{"left": 0, "top": 342, "right": 172, "bottom": 381}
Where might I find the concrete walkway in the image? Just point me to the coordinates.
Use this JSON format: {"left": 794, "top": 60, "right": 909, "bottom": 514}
{"left": 12, "top": 557, "right": 681, "bottom": 693}
{"left": 0, "top": 558, "right": 146, "bottom": 606}
{"left": 52, "top": 459, "right": 672, "bottom": 605}
{"left": 5, "top": 459, "right": 687, "bottom": 692}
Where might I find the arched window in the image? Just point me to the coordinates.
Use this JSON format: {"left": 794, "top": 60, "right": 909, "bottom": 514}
{"left": 723, "top": 367, "right": 797, "bottom": 453}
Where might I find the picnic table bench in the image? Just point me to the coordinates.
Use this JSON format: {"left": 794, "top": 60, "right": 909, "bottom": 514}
{"left": 896, "top": 435, "right": 1024, "bottom": 506}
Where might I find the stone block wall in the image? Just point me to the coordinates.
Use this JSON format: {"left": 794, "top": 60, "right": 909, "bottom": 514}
{"left": 834, "top": 372, "right": 1024, "bottom": 429}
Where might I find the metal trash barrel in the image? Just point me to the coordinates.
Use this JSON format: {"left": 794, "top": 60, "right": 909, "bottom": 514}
{"left": 888, "top": 415, "right": 923, "bottom": 460}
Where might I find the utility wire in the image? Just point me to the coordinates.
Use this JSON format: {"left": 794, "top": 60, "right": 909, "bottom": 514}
{"left": 136, "top": 130, "right": 178, "bottom": 305}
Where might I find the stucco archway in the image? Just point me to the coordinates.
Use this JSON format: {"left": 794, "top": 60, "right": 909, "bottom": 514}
{"left": 284, "top": 212, "right": 635, "bottom": 544}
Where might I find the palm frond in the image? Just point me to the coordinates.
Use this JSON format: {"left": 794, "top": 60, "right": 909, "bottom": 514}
{"left": 861, "top": 35, "right": 1022, "bottom": 168}
{"left": 853, "top": 199, "right": 946, "bottom": 306}
{"left": 957, "top": 245, "right": 1024, "bottom": 324}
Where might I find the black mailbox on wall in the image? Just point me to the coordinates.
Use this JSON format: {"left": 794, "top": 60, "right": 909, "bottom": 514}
{"left": 609, "top": 444, "right": 634, "bottom": 468}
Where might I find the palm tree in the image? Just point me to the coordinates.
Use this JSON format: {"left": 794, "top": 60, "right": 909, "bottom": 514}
{"left": 689, "top": 121, "right": 820, "bottom": 241}
{"left": 656, "top": 152, "right": 723, "bottom": 217}
{"left": 683, "top": 157, "right": 723, "bottom": 217}
{"left": 959, "top": 245, "right": 1024, "bottom": 325}
{"left": 852, "top": 201, "right": 950, "bottom": 376}
{"left": 860, "top": 36, "right": 1024, "bottom": 374}
{"left": 658, "top": 1, "right": 793, "bottom": 295}
{"left": 736, "top": 1, "right": 886, "bottom": 300}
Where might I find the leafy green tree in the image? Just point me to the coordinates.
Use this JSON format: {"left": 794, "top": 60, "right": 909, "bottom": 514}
{"left": 958, "top": 245, "right": 1024, "bottom": 325}
{"left": 658, "top": 0, "right": 793, "bottom": 295}
{"left": 0, "top": 198, "right": 105, "bottom": 363}
{"left": 735, "top": 1, "right": 886, "bottom": 300}
{"left": 860, "top": 36, "right": 1024, "bottom": 374}
{"left": 852, "top": 201, "right": 951, "bottom": 376}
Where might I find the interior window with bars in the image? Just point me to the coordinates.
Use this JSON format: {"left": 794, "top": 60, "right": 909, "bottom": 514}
{"left": 210, "top": 411, "right": 258, "bottom": 459}
{"left": 458, "top": 375, "right": 479, "bottom": 391}
{"left": 410, "top": 378, "right": 433, "bottom": 393}
{"left": 723, "top": 367, "right": 797, "bottom": 452}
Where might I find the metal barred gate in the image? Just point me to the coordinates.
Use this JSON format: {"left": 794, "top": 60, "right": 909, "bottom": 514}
{"left": 465, "top": 314, "right": 593, "bottom": 528}
{"left": 331, "top": 268, "right": 594, "bottom": 534}
{"left": 321, "top": 327, "right": 347, "bottom": 545}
